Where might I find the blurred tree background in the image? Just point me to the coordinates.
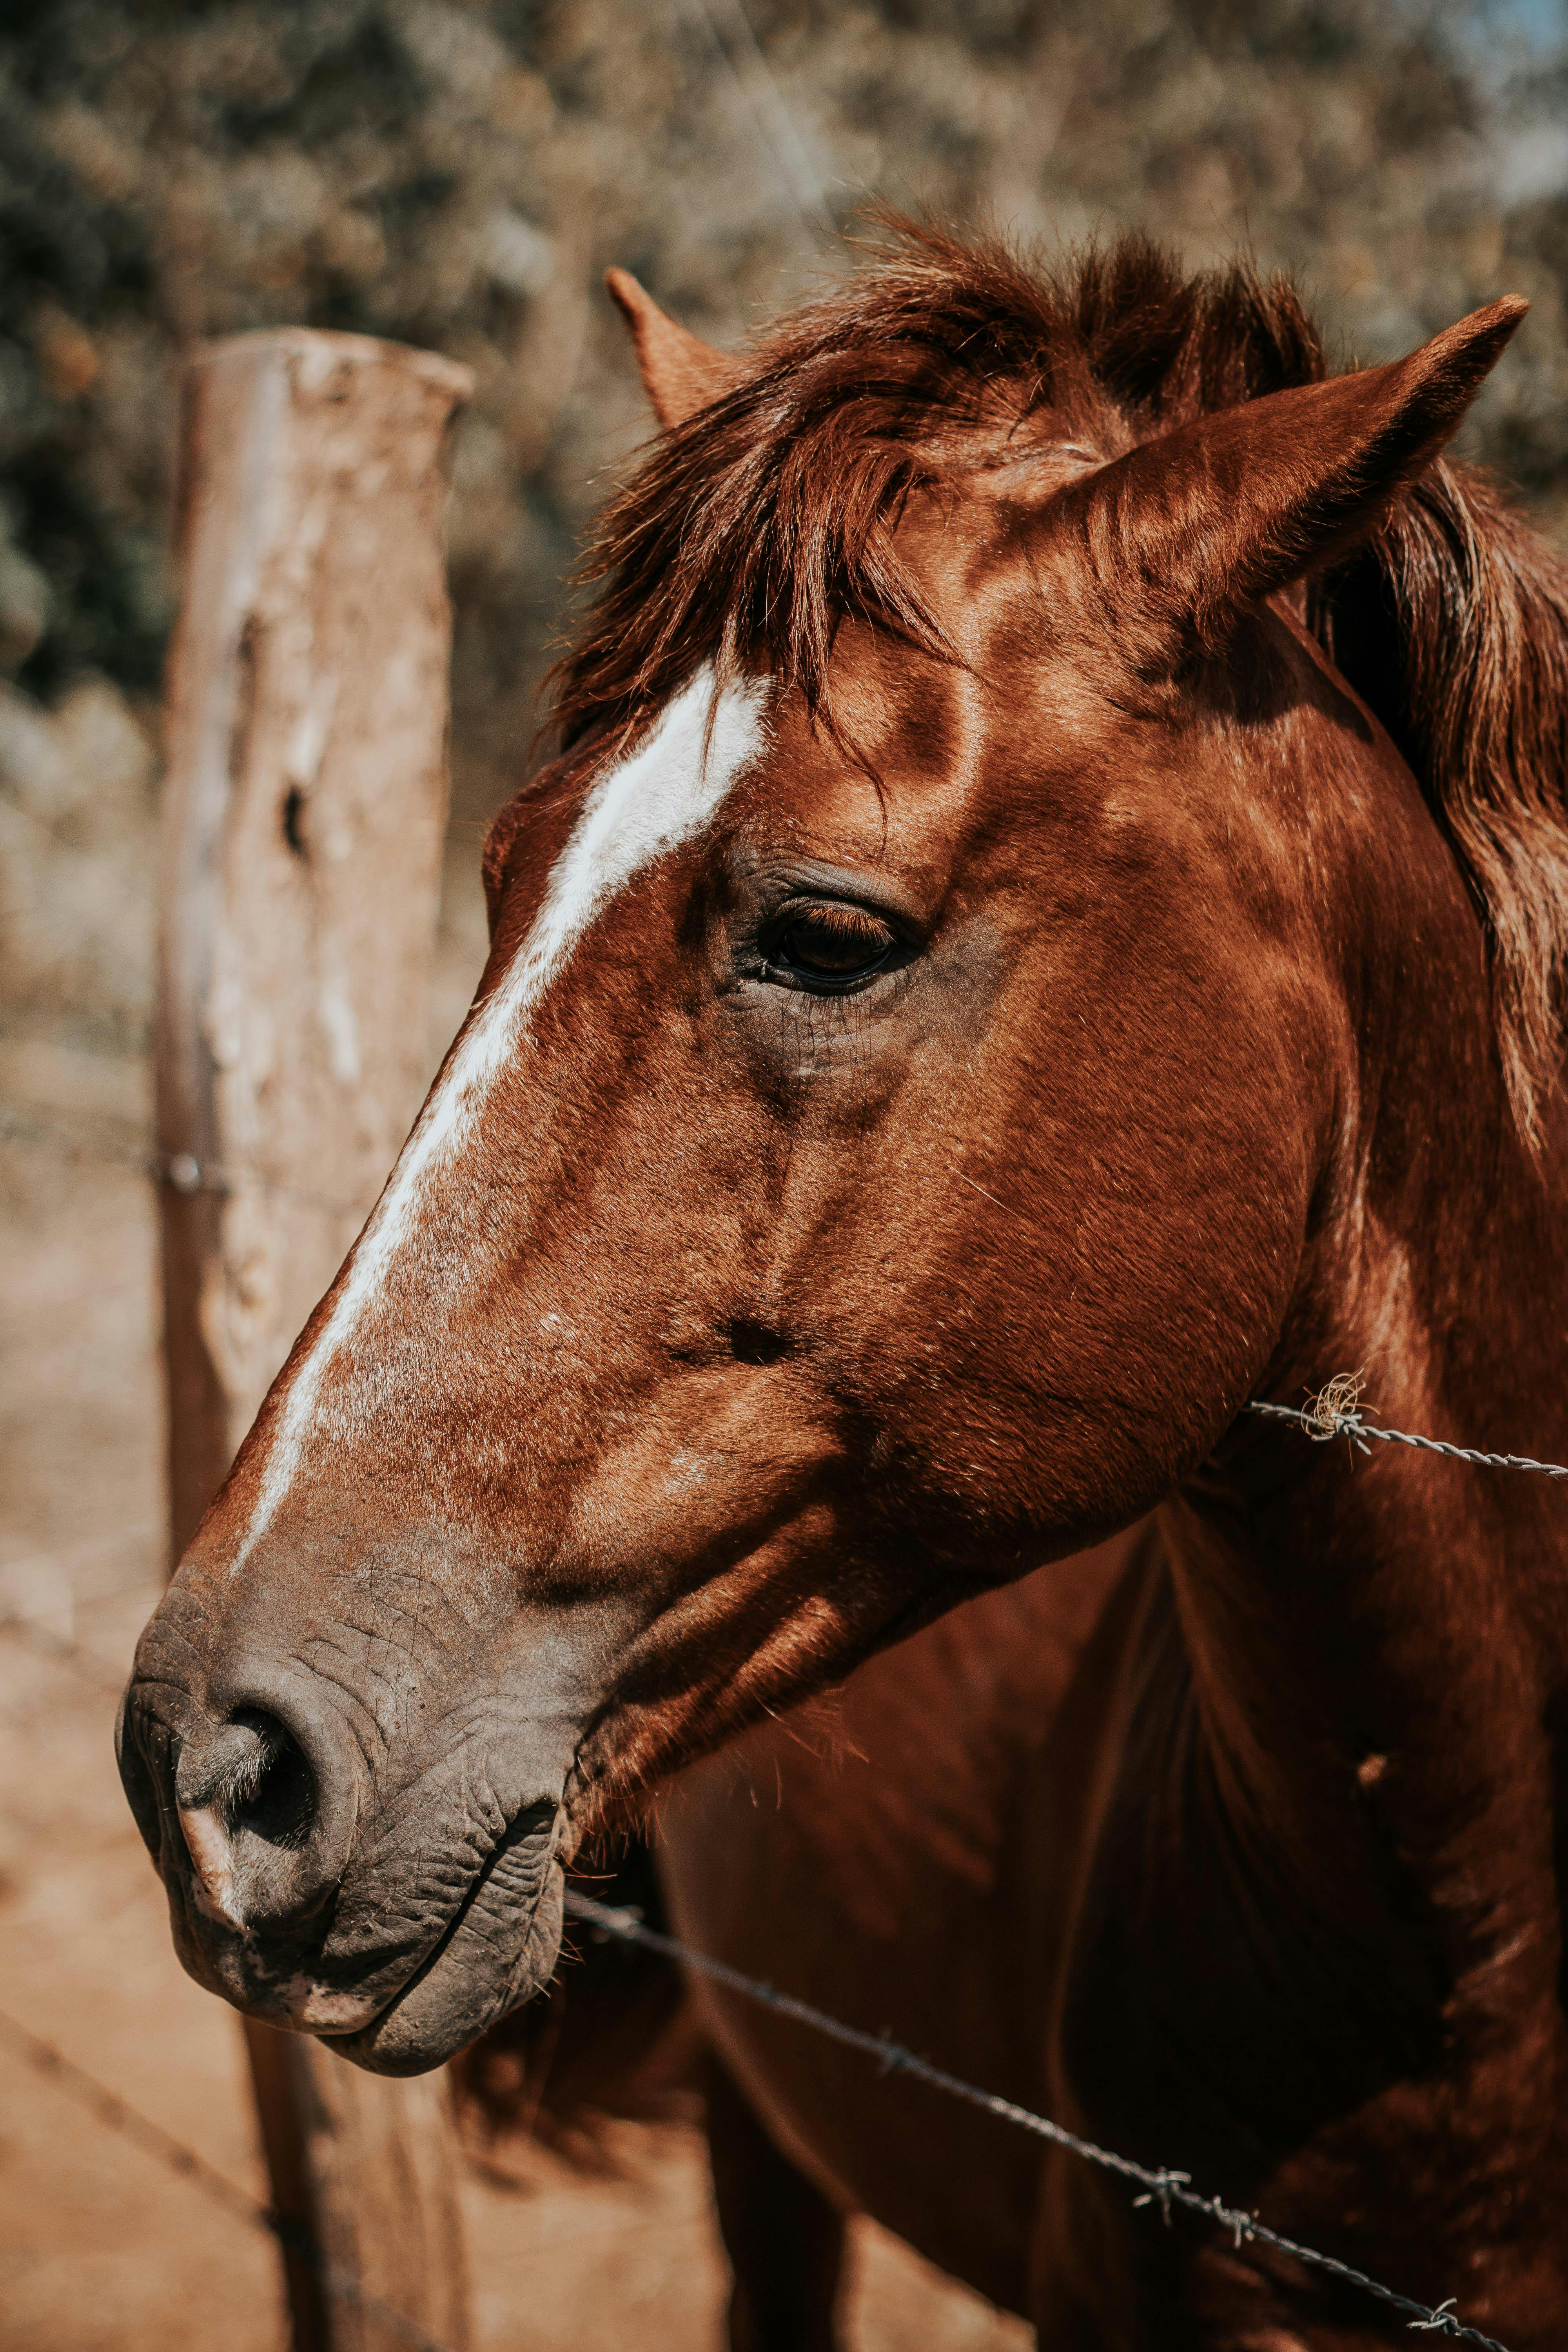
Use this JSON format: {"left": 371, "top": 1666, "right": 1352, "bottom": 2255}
{"left": 2, "top": 0, "right": 1566, "bottom": 1053}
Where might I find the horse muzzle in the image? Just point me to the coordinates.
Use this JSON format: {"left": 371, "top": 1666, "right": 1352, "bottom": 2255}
{"left": 116, "top": 1644, "right": 573, "bottom": 2074}
{"left": 117, "top": 1655, "right": 364, "bottom": 1935}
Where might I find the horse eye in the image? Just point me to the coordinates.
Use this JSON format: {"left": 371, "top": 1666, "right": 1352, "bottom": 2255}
{"left": 768, "top": 904, "right": 898, "bottom": 987}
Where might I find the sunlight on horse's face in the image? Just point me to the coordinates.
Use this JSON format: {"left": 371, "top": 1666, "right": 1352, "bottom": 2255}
{"left": 117, "top": 481, "right": 1395, "bottom": 2071}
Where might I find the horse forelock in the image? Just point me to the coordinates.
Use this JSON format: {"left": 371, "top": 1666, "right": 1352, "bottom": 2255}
{"left": 559, "top": 210, "right": 1568, "bottom": 1143}
{"left": 554, "top": 217, "right": 1328, "bottom": 754}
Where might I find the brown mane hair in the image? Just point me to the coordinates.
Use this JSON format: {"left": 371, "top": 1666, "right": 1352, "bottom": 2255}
{"left": 555, "top": 218, "right": 1568, "bottom": 1136}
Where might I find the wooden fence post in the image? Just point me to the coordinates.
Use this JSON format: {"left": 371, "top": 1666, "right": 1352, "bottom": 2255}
{"left": 155, "top": 328, "right": 475, "bottom": 2352}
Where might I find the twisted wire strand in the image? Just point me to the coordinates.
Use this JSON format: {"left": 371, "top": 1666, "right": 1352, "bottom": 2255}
{"left": 0, "top": 2005, "right": 461, "bottom": 2352}
{"left": 564, "top": 1893, "right": 1512, "bottom": 2352}
{"left": 0, "top": 1094, "right": 365, "bottom": 1218}
{"left": 1, "top": 1609, "right": 130, "bottom": 1693}
{"left": 1245, "top": 1397, "right": 1568, "bottom": 1482}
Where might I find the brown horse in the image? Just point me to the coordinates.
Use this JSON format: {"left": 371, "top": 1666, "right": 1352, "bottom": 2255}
{"left": 118, "top": 220, "right": 1568, "bottom": 2345}
{"left": 458, "top": 1543, "right": 1134, "bottom": 2347}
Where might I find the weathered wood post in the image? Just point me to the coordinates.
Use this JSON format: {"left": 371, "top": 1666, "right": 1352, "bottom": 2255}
{"left": 155, "top": 329, "right": 475, "bottom": 2352}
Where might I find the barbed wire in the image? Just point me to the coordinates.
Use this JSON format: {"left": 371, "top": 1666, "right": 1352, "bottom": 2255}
{"left": 0, "top": 1093, "right": 365, "bottom": 1218}
{"left": 1247, "top": 1372, "right": 1568, "bottom": 1481}
{"left": 564, "top": 1892, "right": 1513, "bottom": 2352}
{"left": 0, "top": 1607, "right": 129, "bottom": 1694}
{"left": 0, "top": 2004, "right": 463, "bottom": 2352}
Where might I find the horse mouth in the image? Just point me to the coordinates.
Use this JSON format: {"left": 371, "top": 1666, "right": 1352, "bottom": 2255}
{"left": 320, "top": 1798, "right": 567, "bottom": 2076}
{"left": 164, "top": 1797, "right": 569, "bottom": 2073}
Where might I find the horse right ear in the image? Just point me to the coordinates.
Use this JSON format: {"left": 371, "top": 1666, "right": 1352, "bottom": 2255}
{"left": 1069, "top": 294, "right": 1529, "bottom": 661}
{"left": 605, "top": 269, "right": 744, "bottom": 429}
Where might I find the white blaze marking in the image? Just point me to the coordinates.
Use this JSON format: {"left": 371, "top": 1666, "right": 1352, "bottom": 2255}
{"left": 232, "top": 669, "right": 766, "bottom": 1567}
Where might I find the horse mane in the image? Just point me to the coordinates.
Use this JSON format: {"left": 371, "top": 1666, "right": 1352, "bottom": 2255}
{"left": 1314, "top": 472, "right": 1568, "bottom": 1139}
{"left": 554, "top": 217, "right": 1568, "bottom": 1139}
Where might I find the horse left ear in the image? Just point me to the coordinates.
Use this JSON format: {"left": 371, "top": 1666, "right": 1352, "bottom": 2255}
{"left": 604, "top": 268, "right": 744, "bottom": 428}
{"left": 1074, "top": 294, "right": 1529, "bottom": 657}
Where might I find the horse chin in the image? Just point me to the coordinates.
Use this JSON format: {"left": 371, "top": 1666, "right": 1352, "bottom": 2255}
{"left": 324, "top": 1828, "right": 568, "bottom": 2077}
{"left": 165, "top": 1798, "right": 571, "bottom": 2077}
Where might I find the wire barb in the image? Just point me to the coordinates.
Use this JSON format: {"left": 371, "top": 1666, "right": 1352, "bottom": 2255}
{"left": 564, "top": 1893, "right": 1515, "bottom": 2352}
{"left": 1304, "top": 1369, "right": 1367, "bottom": 1439}
{"left": 1132, "top": 2168, "right": 1191, "bottom": 2226}
{"left": 1246, "top": 1387, "right": 1568, "bottom": 1482}
{"left": 1411, "top": 2303, "right": 1463, "bottom": 2336}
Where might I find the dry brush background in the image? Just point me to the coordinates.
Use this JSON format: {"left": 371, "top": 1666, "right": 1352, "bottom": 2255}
{"left": 2, "top": 2, "right": 1566, "bottom": 2345}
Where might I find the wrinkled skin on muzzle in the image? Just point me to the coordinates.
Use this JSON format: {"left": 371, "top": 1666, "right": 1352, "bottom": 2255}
{"left": 119, "top": 1528, "right": 583, "bottom": 2072}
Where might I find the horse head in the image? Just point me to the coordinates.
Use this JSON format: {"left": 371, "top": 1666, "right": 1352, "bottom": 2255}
{"left": 119, "top": 229, "right": 1533, "bottom": 2073}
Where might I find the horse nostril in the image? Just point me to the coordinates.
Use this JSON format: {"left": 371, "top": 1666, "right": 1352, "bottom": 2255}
{"left": 172, "top": 1706, "right": 321, "bottom": 1928}
{"left": 178, "top": 1800, "right": 243, "bottom": 1927}
{"left": 228, "top": 1708, "right": 316, "bottom": 1850}
{"left": 180, "top": 1708, "right": 316, "bottom": 1850}
{"left": 124, "top": 1667, "right": 359, "bottom": 1936}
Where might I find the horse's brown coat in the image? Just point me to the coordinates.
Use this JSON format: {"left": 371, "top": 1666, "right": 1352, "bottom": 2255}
{"left": 118, "top": 223, "right": 1568, "bottom": 2343}
{"left": 659, "top": 1538, "right": 1140, "bottom": 2318}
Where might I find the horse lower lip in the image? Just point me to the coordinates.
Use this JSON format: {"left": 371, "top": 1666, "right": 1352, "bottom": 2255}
{"left": 314, "top": 1798, "right": 564, "bottom": 2069}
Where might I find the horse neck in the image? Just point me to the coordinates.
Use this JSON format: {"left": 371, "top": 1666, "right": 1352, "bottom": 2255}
{"left": 1156, "top": 938, "right": 1568, "bottom": 2047}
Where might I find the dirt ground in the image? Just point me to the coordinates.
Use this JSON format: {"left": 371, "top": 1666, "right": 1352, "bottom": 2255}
{"left": 0, "top": 841, "right": 1031, "bottom": 2352}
